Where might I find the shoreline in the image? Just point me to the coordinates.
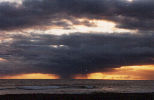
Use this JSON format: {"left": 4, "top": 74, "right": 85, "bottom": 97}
{"left": 0, "top": 93, "right": 154, "bottom": 100}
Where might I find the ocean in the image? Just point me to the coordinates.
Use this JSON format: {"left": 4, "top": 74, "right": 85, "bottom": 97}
{"left": 0, "top": 80, "right": 153, "bottom": 95}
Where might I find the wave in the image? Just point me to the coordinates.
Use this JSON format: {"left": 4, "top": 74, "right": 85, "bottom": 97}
{"left": 16, "top": 85, "right": 96, "bottom": 90}
{"left": 17, "top": 86, "right": 61, "bottom": 90}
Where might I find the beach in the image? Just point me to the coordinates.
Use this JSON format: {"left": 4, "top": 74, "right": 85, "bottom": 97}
{"left": 0, "top": 93, "right": 154, "bottom": 100}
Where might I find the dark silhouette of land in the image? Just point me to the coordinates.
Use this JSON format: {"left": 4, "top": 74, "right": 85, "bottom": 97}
{"left": 0, "top": 93, "right": 154, "bottom": 100}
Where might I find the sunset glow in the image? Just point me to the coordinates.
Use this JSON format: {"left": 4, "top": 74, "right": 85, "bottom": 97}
{"left": 74, "top": 65, "right": 154, "bottom": 80}
{"left": 0, "top": 73, "right": 60, "bottom": 79}
{"left": 1, "top": 65, "right": 154, "bottom": 79}
{"left": 0, "top": 58, "right": 7, "bottom": 62}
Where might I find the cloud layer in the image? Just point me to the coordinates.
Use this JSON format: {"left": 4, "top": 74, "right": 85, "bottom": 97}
{"left": 0, "top": 0, "right": 154, "bottom": 78}
{"left": 0, "top": 0, "right": 153, "bottom": 31}
{"left": 0, "top": 33, "right": 154, "bottom": 78}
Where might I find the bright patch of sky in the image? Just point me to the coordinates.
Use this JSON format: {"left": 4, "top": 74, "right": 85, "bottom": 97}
{"left": 1, "top": 19, "right": 138, "bottom": 37}
{"left": 42, "top": 19, "right": 138, "bottom": 35}
{"left": 0, "top": 0, "right": 22, "bottom": 4}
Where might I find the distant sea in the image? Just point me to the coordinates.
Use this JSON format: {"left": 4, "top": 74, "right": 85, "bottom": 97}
{"left": 0, "top": 80, "right": 153, "bottom": 95}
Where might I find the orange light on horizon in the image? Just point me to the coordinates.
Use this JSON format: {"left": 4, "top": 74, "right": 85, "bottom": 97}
{"left": 74, "top": 65, "right": 154, "bottom": 80}
{"left": 75, "top": 73, "right": 134, "bottom": 80}
{"left": 0, "top": 58, "right": 7, "bottom": 62}
{"left": 0, "top": 73, "right": 60, "bottom": 79}
{"left": 1, "top": 65, "right": 154, "bottom": 80}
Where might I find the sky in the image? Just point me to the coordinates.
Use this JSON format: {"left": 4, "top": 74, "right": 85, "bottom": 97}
{"left": 0, "top": 0, "right": 154, "bottom": 79}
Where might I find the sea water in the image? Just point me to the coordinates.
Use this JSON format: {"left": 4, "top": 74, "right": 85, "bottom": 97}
{"left": 0, "top": 80, "right": 153, "bottom": 95}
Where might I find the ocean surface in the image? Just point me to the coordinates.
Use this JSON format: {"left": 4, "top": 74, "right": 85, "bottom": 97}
{"left": 0, "top": 80, "right": 153, "bottom": 95}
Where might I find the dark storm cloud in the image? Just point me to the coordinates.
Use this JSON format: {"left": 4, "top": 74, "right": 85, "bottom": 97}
{"left": 0, "top": 33, "right": 154, "bottom": 78}
{"left": 0, "top": 0, "right": 154, "bottom": 31}
{"left": 0, "top": 0, "right": 154, "bottom": 78}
